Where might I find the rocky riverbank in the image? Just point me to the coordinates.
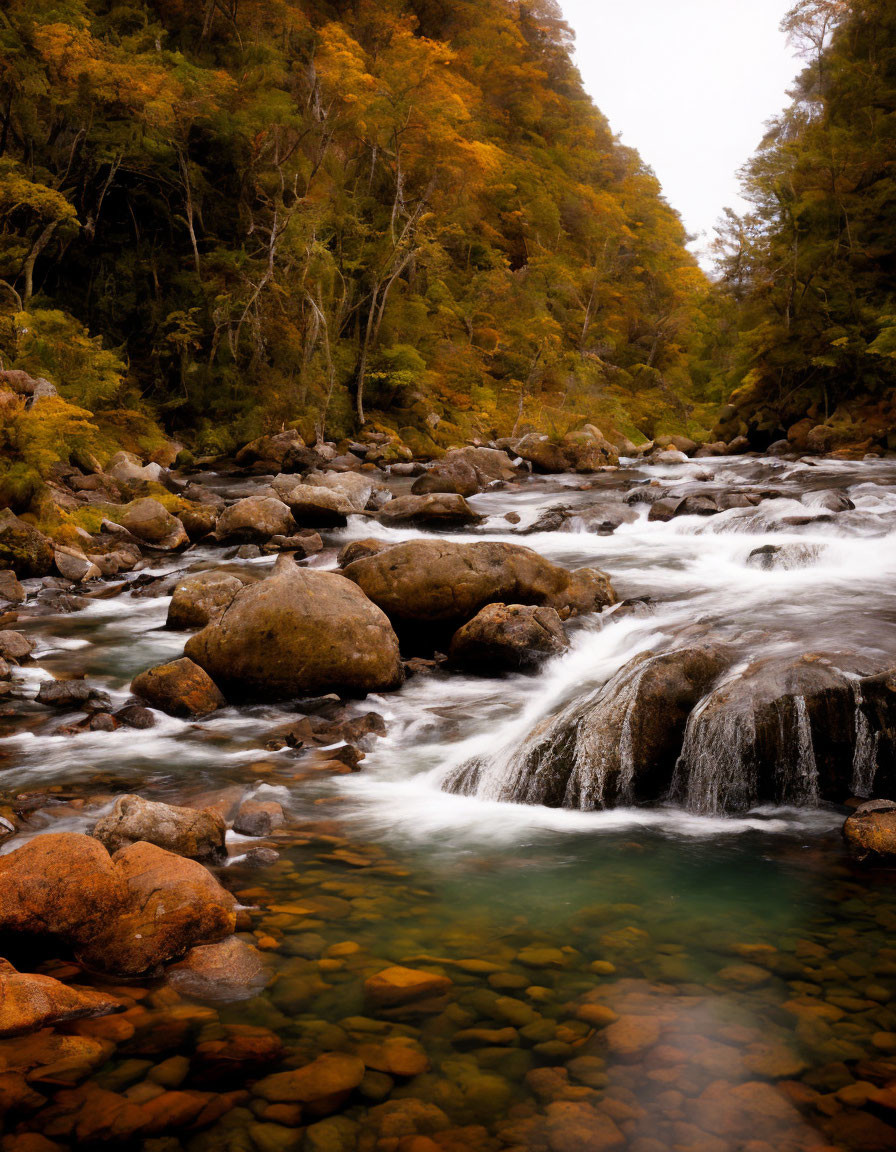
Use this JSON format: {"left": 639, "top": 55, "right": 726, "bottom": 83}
{"left": 2, "top": 418, "right": 896, "bottom": 1150}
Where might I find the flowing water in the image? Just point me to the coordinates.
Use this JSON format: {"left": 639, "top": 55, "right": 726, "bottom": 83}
{"left": 3, "top": 454, "right": 896, "bottom": 1151}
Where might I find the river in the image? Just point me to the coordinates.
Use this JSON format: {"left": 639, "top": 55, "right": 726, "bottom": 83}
{"left": 2, "top": 453, "right": 896, "bottom": 1151}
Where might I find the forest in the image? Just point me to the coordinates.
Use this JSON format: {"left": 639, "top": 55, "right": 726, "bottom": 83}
{"left": 0, "top": 0, "right": 893, "bottom": 517}
{"left": 714, "top": 0, "right": 896, "bottom": 452}
{"left": 0, "top": 0, "right": 715, "bottom": 517}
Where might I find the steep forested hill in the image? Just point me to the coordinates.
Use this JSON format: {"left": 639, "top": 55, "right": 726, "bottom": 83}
{"left": 713, "top": 0, "right": 896, "bottom": 454}
{"left": 0, "top": 0, "right": 713, "bottom": 510}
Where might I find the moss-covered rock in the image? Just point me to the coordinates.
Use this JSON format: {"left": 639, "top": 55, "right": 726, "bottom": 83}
{"left": 0, "top": 508, "right": 54, "bottom": 577}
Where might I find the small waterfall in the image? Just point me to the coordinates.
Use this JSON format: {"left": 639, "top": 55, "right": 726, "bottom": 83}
{"left": 672, "top": 691, "right": 760, "bottom": 815}
{"left": 566, "top": 662, "right": 650, "bottom": 809}
{"left": 673, "top": 670, "right": 835, "bottom": 815}
{"left": 442, "top": 646, "right": 729, "bottom": 811}
{"left": 441, "top": 658, "right": 651, "bottom": 810}
{"left": 850, "top": 684, "right": 879, "bottom": 797}
{"left": 788, "top": 695, "right": 820, "bottom": 806}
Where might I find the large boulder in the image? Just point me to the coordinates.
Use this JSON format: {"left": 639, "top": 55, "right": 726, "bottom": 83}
{"left": 844, "top": 801, "right": 896, "bottom": 857}
{"left": 0, "top": 961, "right": 123, "bottom": 1038}
{"left": 80, "top": 841, "right": 237, "bottom": 976}
{"left": 178, "top": 503, "right": 220, "bottom": 542}
{"left": 514, "top": 434, "right": 569, "bottom": 473}
{"left": 283, "top": 485, "right": 356, "bottom": 528}
{"left": 106, "top": 450, "right": 164, "bottom": 484}
{"left": 0, "top": 630, "right": 35, "bottom": 662}
{"left": 412, "top": 455, "right": 480, "bottom": 497}
{"left": 512, "top": 432, "right": 618, "bottom": 474}
{"left": 120, "top": 499, "right": 189, "bottom": 550}
{"left": 412, "top": 447, "right": 518, "bottom": 497}
{"left": 234, "top": 429, "right": 305, "bottom": 469}
{"left": 377, "top": 493, "right": 481, "bottom": 528}
{"left": 166, "top": 571, "right": 244, "bottom": 630}
{"left": 54, "top": 545, "right": 101, "bottom": 583}
{"left": 450, "top": 604, "right": 569, "bottom": 673}
{"left": 92, "top": 795, "right": 226, "bottom": 860}
{"left": 214, "top": 496, "right": 296, "bottom": 544}
{"left": 344, "top": 540, "right": 615, "bottom": 628}
{"left": 0, "top": 368, "right": 56, "bottom": 397}
{"left": 131, "top": 657, "right": 226, "bottom": 717}
{"left": 460, "top": 446, "right": 521, "bottom": 483}
{"left": 184, "top": 563, "right": 404, "bottom": 700}
{"left": 674, "top": 654, "right": 896, "bottom": 813}
{"left": 0, "top": 833, "right": 126, "bottom": 947}
{"left": 0, "top": 833, "right": 236, "bottom": 976}
{"left": 303, "top": 471, "right": 377, "bottom": 511}
{"left": 0, "top": 509, "right": 54, "bottom": 577}
{"left": 562, "top": 431, "right": 619, "bottom": 471}
{"left": 444, "top": 644, "right": 729, "bottom": 806}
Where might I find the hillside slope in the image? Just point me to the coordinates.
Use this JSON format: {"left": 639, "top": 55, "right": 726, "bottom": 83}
{"left": 0, "top": 0, "right": 713, "bottom": 514}
{"left": 713, "top": 0, "right": 896, "bottom": 455}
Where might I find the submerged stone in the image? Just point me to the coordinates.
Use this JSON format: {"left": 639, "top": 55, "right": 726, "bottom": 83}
{"left": 0, "top": 961, "right": 122, "bottom": 1038}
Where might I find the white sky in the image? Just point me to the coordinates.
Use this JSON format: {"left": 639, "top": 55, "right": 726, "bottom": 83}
{"left": 559, "top": 0, "right": 802, "bottom": 256}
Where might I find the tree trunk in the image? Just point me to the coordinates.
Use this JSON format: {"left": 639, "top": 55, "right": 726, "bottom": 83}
{"left": 22, "top": 220, "right": 58, "bottom": 303}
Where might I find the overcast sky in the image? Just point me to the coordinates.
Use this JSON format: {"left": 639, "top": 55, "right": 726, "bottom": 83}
{"left": 559, "top": 0, "right": 801, "bottom": 256}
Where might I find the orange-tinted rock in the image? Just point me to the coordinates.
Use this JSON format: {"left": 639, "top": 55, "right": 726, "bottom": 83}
{"left": 0, "top": 1071, "right": 46, "bottom": 1118}
{"left": 67, "top": 1085, "right": 150, "bottom": 1143}
{"left": 184, "top": 565, "right": 403, "bottom": 700}
{"left": 192, "top": 1025, "right": 285, "bottom": 1082}
{"left": 344, "top": 539, "right": 614, "bottom": 628}
{"left": 0, "top": 1136, "right": 62, "bottom": 1152}
{"left": 544, "top": 1100, "right": 625, "bottom": 1152}
{"left": 691, "top": 1079, "right": 806, "bottom": 1140}
{"left": 365, "top": 1098, "right": 451, "bottom": 1139}
{"left": 844, "top": 803, "right": 896, "bottom": 857}
{"left": 358, "top": 1038, "right": 430, "bottom": 1077}
{"left": 0, "top": 962, "right": 122, "bottom": 1038}
{"left": 78, "top": 841, "right": 236, "bottom": 976}
{"left": 716, "top": 963, "right": 771, "bottom": 988}
{"left": 363, "top": 966, "right": 453, "bottom": 1007}
{"left": 165, "top": 936, "right": 267, "bottom": 1002}
{"left": 131, "top": 657, "right": 225, "bottom": 718}
{"left": 139, "top": 1089, "right": 215, "bottom": 1134}
{"left": 252, "top": 1052, "right": 365, "bottom": 1114}
{"left": 575, "top": 1003, "right": 618, "bottom": 1029}
{"left": 601, "top": 1015, "right": 661, "bottom": 1058}
{"left": 0, "top": 833, "right": 126, "bottom": 945}
{"left": 22, "top": 1034, "right": 116, "bottom": 1087}
{"left": 66, "top": 1014, "right": 135, "bottom": 1043}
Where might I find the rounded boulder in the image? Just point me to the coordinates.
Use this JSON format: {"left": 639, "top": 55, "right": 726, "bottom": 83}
{"left": 166, "top": 571, "right": 243, "bottom": 630}
{"left": 92, "top": 794, "right": 226, "bottom": 861}
{"left": 450, "top": 603, "right": 569, "bottom": 673}
{"left": 131, "top": 657, "right": 226, "bottom": 717}
{"left": 185, "top": 565, "right": 403, "bottom": 700}
{"left": 343, "top": 539, "right": 615, "bottom": 627}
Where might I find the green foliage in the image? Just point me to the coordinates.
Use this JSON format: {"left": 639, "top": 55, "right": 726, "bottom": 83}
{"left": 0, "top": 393, "right": 103, "bottom": 512}
{"left": 713, "top": 0, "right": 896, "bottom": 437}
{"left": 0, "top": 0, "right": 709, "bottom": 450}
{"left": 11, "top": 309, "right": 127, "bottom": 410}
